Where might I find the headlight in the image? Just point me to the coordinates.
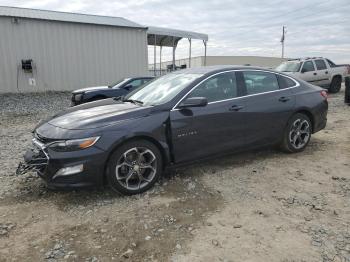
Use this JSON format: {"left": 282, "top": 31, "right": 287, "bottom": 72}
{"left": 74, "top": 93, "right": 83, "bottom": 101}
{"left": 48, "top": 137, "right": 100, "bottom": 152}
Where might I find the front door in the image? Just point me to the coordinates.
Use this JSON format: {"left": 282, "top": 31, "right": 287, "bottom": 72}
{"left": 300, "top": 60, "right": 318, "bottom": 84}
{"left": 170, "top": 71, "right": 247, "bottom": 163}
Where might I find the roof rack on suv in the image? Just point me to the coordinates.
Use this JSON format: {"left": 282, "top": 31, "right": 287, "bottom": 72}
{"left": 288, "top": 57, "right": 324, "bottom": 61}
{"left": 304, "top": 57, "right": 323, "bottom": 60}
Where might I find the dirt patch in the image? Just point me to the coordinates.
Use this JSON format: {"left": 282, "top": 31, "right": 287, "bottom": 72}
{"left": 0, "top": 174, "right": 222, "bottom": 261}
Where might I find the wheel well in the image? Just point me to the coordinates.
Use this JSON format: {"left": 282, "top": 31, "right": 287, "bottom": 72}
{"left": 102, "top": 136, "right": 168, "bottom": 185}
{"left": 332, "top": 75, "right": 342, "bottom": 82}
{"left": 294, "top": 110, "right": 315, "bottom": 132}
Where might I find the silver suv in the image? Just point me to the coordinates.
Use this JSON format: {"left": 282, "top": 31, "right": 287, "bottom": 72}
{"left": 276, "top": 57, "right": 350, "bottom": 93}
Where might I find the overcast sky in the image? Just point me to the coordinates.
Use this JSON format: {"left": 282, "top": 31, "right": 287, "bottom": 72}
{"left": 1, "top": 0, "right": 350, "bottom": 63}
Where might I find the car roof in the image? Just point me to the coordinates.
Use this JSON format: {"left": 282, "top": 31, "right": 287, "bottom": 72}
{"left": 172, "top": 65, "right": 278, "bottom": 75}
{"left": 131, "top": 76, "right": 154, "bottom": 79}
{"left": 287, "top": 57, "right": 325, "bottom": 62}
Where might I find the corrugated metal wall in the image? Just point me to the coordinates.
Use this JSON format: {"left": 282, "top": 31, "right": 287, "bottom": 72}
{"left": 0, "top": 17, "right": 148, "bottom": 93}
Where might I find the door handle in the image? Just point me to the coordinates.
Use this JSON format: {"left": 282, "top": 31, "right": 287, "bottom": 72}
{"left": 279, "top": 97, "right": 290, "bottom": 102}
{"left": 313, "top": 72, "right": 317, "bottom": 75}
{"left": 229, "top": 105, "right": 244, "bottom": 111}
{"left": 325, "top": 71, "right": 328, "bottom": 74}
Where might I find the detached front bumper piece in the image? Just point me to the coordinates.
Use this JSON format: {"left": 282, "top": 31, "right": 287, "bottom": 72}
{"left": 16, "top": 139, "right": 49, "bottom": 177}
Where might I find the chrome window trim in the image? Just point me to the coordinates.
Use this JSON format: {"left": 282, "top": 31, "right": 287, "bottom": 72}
{"left": 171, "top": 69, "right": 300, "bottom": 111}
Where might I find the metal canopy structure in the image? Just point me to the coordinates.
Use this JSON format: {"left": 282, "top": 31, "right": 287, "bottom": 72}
{"left": 147, "top": 26, "right": 208, "bottom": 75}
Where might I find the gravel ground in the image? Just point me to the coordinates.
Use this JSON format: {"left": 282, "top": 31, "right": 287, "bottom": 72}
{"left": 0, "top": 87, "right": 349, "bottom": 262}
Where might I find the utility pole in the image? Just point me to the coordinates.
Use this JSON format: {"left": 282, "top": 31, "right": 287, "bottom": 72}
{"left": 281, "top": 26, "right": 286, "bottom": 58}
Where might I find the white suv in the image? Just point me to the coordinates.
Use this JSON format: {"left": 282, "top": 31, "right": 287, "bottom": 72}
{"left": 276, "top": 57, "right": 350, "bottom": 93}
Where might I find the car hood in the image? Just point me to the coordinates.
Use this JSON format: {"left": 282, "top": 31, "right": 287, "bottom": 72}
{"left": 72, "top": 86, "right": 116, "bottom": 93}
{"left": 44, "top": 99, "right": 152, "bottom": 130}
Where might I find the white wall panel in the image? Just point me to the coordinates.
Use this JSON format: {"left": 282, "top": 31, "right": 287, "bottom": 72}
{"left": 0, "top": 17, "right": 148, "bottom": 93}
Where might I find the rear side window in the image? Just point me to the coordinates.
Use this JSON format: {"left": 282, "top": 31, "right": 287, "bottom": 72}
{"left": 242, "top": 71, "right": 279, "bottom": 95}
{"left": 326, "top": 59, "right": 336, "bottom": 67}
{"left": 302, "top": 61, "right": 315, "bottom": 72}
{"left": 277, "top": 75, "right": 297, "bottom": 89}
{"left": 315, "top": 59, "right": 327, "bottom": 70}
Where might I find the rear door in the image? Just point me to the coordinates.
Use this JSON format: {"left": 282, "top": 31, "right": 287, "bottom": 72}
{"left": 314, "top": 59, "right": 331, "bottom": 86}
{"left": 300, "top": 60, "right": 318, "bottom": 83}
{"left": 239, "top": 70, "right": 296, "bottom": 146}
{"left": 170, "top": 71, "right": 247, "bottom": 163}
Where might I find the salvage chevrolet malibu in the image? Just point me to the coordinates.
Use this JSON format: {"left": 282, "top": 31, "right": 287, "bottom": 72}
{"left": 17, "top": 66, "right": 328, "bottom": 195}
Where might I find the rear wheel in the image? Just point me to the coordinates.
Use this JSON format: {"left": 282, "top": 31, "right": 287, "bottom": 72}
{"left": 281, "top": 113, "right": 312, "bottom": 153}
{"left": 106, "top": 140, "right": 162, "bottom": 195}
{"left": 328, "top": 76, "right": 342, "bottom": 93}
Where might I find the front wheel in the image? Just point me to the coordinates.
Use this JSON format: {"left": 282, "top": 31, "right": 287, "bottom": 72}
{"left": 281, "top": 113, "right": 312, "bottom": 153}
{"left": 106, "top": 140, "right": 162, "bottom": 195}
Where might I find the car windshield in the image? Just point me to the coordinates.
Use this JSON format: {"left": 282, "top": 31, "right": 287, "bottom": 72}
{"left": 124, "top": 73, "right": 203, "bottom": 106}
{"left": 109, "top": 78, "right": 131, "bottom": 88}
{"left": 276, "top": 61, "right": 301, "bottom": 72}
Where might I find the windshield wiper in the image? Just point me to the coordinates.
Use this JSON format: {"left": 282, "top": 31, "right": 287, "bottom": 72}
{"left": 122, "top": 98, "right": 144, "bottom": 105}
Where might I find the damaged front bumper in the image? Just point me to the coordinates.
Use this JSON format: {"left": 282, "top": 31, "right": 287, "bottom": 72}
{"left": 16, "top": 136, "right": 107, "bottom": 189}
{"left": 16, "top": 138, "right": 49, "bottom": 177}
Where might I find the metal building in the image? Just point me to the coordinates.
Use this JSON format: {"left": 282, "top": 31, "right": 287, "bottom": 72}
{"left": 150, "top": 55, "right": 286, "bottom": 72}
{"left": 0, "top": 6, "right": 208, "bottom": 94}
{"left": 0, "top": 7, "right": 148, "bottom": 93}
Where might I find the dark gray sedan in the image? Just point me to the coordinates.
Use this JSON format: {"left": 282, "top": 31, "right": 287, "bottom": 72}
{"left": 18, "top": 66, "right": 328, "bottom": 195}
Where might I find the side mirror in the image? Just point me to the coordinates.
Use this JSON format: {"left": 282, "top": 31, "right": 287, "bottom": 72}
{"left": 178, "top": 97, "right": 208, "bottom": 108}
{"left": 124, "top": 84, "right": 132, "bottom": 90}
{"left": 301, "top": 68, "right": 306, "bottom": 73}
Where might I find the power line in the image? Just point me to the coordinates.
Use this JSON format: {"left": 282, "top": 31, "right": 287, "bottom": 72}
{"left": 265, "top": 0, "right": 329, "bottom": 21}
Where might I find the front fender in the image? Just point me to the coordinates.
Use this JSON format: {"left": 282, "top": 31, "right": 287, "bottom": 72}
{"left": 98, "top": 111, "right": 171, "bottom": 165}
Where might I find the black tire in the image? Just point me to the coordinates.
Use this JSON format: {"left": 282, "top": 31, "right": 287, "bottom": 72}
{"left": 280, "top": 113, "right": 312, "bottom": 153}
{"left": 328, "top": 76, "right": 342, "bottom": 94}
{"left": 106, "top": 139, "right": 163, "bottom": 195}
{"left": 345, "top": 77, "right": 350, "bottom": 105}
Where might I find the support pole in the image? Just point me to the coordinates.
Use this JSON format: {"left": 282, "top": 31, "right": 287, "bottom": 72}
{"left": 188, "top": 38, "right": 192, "bottom": 68}
{"left": 159, "top": 46, "right": 162, "bottom": 75}
{"left": 203, "top": 40, "right": 207, "bottom": 66}
{"left": 153, "top": 34, "right": 157, "bottom": 76}
{"left": 172, "top": 36, "right": 176, "bottom": 71}
{"left": 281, "top": 26, "right": 286, "bottom": 58}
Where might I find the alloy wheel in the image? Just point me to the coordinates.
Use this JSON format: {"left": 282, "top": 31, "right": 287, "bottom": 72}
{"left": 115, "top": 147, "right": 157, "bottom": 191}
{"left": 288, "top": 118, "right": 310, "bottom": 149}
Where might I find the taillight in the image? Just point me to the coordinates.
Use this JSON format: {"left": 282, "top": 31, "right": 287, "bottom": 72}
{"left": 320, "top": 90, "right": 328, "bottom": 100}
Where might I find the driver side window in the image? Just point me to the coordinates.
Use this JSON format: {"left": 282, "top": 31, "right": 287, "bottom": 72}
{"left": 128, "top": 79, "right": 143, "bottom": 88}
{"left": 302, "top": 61, "right": 315, "bottom": 72}
{"left": 187, "top": 72, "right": 238, "bottom": 103}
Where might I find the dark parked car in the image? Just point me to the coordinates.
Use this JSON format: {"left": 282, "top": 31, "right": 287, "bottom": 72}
{"left": 71, "top": 77, "right": 154, "bottom": 105}
{"left": 17, "top": 66, "right": 328, "bottom": 195}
